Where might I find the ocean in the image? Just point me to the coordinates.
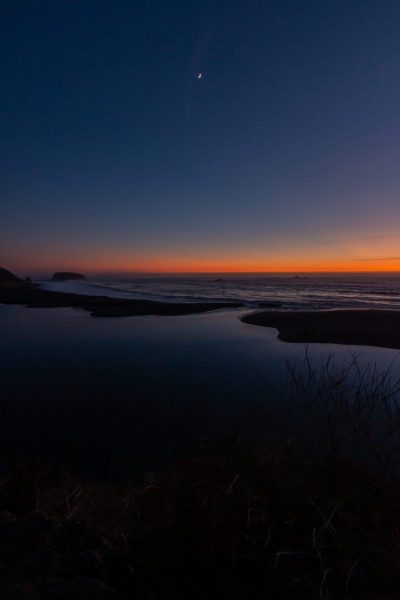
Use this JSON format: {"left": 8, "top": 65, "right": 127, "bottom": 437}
{"left": 39, "top": 273, "right": 400, "bottom": 310}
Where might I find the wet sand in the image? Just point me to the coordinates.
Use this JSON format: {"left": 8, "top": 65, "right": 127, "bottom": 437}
{"left": 0, "top": 281, "right": 242, "bottom": 316}
{"left": 242, "top": 309, "right": 400, "bottom": 350}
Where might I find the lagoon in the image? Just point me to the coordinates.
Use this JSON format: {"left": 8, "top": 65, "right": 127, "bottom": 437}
{"left": 1, "top": 304, "right": 399, "bottom": 475}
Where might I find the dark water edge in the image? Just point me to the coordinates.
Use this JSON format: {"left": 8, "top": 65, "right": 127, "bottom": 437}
{"left": 1, "top": 304, "right": 400, "bottom": 479}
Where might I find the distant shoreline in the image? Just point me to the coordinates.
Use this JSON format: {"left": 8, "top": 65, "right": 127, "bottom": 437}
{"left": 3, "top": 280, "right": 400, "bottom": 349}
{"left": 0, "top": 281, "right": 242, "bottom": 317}
{"left": 242, "top": 309, "right": 400, "bottom": 350}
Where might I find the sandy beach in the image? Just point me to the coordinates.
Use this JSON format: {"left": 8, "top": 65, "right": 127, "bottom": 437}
{"left": 242, "top": 309, "right": 400, "bottom": 349}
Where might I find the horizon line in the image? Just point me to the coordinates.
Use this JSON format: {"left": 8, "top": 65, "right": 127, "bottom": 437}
{"left": 13, "top": 269, "right": 400, "bottom": 277}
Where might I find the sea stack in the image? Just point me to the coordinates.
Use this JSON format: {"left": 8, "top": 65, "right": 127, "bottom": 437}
{"left": 51, "top": 272, "right": 86, "bottom": 282}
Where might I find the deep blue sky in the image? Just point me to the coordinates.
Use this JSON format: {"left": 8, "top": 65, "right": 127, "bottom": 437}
{"left": 2, "top": 0, "right": 400, "bottom": 273}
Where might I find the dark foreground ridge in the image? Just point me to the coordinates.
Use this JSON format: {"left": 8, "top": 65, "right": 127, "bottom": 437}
{"left": 0, "top": 267, "right": 22, "bottom": 284}
{"left": 1, "top": 437, "right": 399, "bottom": 599}
{"left": 242, "top": 309, "right": 400, "bottom": 349}
{"left": 0, "top": 268, "right": 242, "bottom": 316}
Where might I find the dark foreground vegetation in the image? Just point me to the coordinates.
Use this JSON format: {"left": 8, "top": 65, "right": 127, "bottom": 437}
{"left": 1, "top": 355, "right": 400, "bottom": 599}
{"left": 0, "top": 268, "right": 241, "bottom": 316}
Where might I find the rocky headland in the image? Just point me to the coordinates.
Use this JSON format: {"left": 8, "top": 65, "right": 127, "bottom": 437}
{"left": 0, "top": 267, "right": 22, "bottom": 284}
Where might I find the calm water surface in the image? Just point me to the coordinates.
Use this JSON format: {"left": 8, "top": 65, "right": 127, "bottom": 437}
{"left": 1, "top": 305, "right": 399, "bottom": 475}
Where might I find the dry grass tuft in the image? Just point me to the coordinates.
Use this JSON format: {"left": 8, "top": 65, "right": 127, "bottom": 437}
{"left": 2, "top": 354, "right": 400, "bottom": 598}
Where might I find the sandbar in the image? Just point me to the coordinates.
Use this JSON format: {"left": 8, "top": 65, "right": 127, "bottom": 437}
{"left": 242, "top": 309, "right": 400, "bottom": 350}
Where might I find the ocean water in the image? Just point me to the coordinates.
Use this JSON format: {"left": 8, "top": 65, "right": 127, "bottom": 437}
{"left": 40, "top": 273, "right": 400, "bottom": 310}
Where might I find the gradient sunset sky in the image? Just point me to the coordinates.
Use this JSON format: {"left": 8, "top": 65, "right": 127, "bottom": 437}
{"left": 2, "top": 0, "right": 400, "bottom": 274}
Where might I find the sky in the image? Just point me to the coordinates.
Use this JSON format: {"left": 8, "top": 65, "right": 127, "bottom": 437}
{"left": 1, "top": 0, "right": 400, "bottom": 274}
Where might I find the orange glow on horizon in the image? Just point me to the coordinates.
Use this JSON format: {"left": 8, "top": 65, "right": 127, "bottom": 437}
{"left": 88, "top": 261, "right": 400, "bottom": 274}
{"left": 9, "top": 224, "right": 400, "bottom": 275}
{"left": 14, "top": 256, "right": 400, "bottom": 275}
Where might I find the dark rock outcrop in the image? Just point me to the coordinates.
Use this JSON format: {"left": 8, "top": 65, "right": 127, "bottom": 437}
{"left": 0, "top": 267, "right": 21, "bottom": 283}
{"left": 51, "top": 272, "right": 86, "bottom": 282}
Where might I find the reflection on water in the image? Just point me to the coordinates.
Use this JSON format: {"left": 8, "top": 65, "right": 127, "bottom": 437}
{"left": 0, "top": 305, "right": 399, "bottom": 475}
